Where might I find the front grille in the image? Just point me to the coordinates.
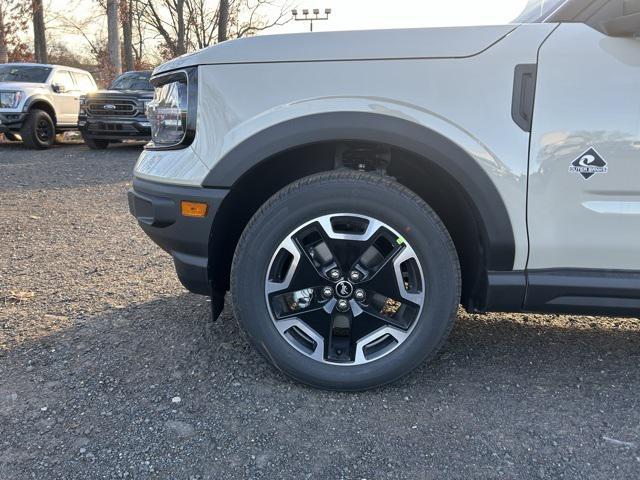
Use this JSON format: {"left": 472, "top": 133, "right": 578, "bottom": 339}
{"left": 88, "top": 122, "right": 138, "bottom": 132}
{"left": 87, "top": 100, "right": 137, "bottom": 117}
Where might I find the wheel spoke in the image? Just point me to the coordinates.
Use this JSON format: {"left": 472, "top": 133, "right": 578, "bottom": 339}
{"left": 265, "top": 237, "right": 326, "bottom": 296}
{"left": 363, "top": 245, "right": 424, "bottom": 308}
{"left": 354, "top": 325, "right": 411, "bottom": 364}
{"left": 326, "top": 308, "right": 354, "bottom": 362}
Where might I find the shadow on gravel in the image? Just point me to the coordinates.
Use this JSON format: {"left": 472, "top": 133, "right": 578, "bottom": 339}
{"left": 1, "top": 295, "right": 639, "bottom": 478}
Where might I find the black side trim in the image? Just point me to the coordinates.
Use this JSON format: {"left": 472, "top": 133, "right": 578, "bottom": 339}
{"left": 511, "top": 64, "right": 537, "bottom": 132}
{"left": 482, "top": 271, "right": 527, "bottom": 312}
{"left": 524, "top": 269, "right": 640, "bottom": 317}
{"left": 202, "top": 112, "right": 516, "bottom": 271}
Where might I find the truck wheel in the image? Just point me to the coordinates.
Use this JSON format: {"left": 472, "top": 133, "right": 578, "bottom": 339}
{"left": 84, "top": 137, "right": 110, "bottom": 150}
{"left": 231, "top": 171, "right": 461, "bottom": 391}
{"left": 20, "top": 109, "right": 55, "bottom": 149}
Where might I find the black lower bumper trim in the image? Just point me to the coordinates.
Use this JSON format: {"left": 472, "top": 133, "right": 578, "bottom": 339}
{"left": 80, "top": 117, "right": 151, "bottom": 140}
{"left": 0, "top": 112, "right": 26, "bottom": 132}
{"left": 128, "top": 178, "right": 229, "bottom": 295}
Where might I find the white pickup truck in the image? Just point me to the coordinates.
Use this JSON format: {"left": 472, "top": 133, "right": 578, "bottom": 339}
{"left": 0, "top": 63, "right": 97, "bottom": 149}
{"left": 129, "top": 0, "right": 640, "bottom": 390}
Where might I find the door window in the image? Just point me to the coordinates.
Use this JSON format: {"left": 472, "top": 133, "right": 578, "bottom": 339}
{"left": 72, "top": 72, "right": 96, "bottom": 92}
{"left": 51, "top": 70, "right": 77, "bottom": 92}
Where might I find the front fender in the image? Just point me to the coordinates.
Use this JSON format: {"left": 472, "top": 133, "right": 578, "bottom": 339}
{"left": 202, "top": 102, "right": 516, "bottom": 271}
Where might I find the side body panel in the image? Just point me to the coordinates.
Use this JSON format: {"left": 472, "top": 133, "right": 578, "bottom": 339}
{"left": 135, "top": 24, "right": 558, "bottom": 271}
{"left": 528, "top": 23, "right": 640, "bottom": 270}
{"left": 50, "top": 69, "right": 82, "bottom": 125}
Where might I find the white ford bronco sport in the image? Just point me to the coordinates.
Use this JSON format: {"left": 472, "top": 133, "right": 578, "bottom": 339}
{"left": 129, "top": 0, "right": 640, "bottom": 390}
{"left": 0, "top": 63, "right": 97, "bottom": 149}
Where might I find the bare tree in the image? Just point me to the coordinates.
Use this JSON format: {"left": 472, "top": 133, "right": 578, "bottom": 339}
{"left": 32, "top": 0, "right": 47, "bottom": 63}
{"left": 0, "top": 1, "right": 8, "bottom": 63}
{"left": 121, "top": 0, "right": 134, "bottom": 71}
{"left": 231, "top": 0, "right": 291, "bottom": 39}
{"left": 218, "top": 0, "right": 229, "bottom": 42}
{"left": 145, "top": 0, "right": 188, "bottom": 58}
{"left": 107, "top": 0, "right": 122, "bottom": 75}
{"left": 145, "top": 0, "right": 290, "bottom": 60}
{"left": 0, "top": 0, "right": 33, "bottom": 62}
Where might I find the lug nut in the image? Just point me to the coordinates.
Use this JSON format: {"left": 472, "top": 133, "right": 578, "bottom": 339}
{"left": 322, "top": 286, "right": 334, "bottom": 298}
{"left": 329, "top": 269, "right": 341, "bottom": 280}
{"left": 354, "top": 289, "right": 366, "bottom": 301}
{"left": 349, "top": 270, "right": 361, "bottom": 282}
{"left": 336, "top": 299, "right": 349, "bottom": 312}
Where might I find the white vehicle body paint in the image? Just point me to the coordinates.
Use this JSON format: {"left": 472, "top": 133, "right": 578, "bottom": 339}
{"left": 136, "top": 24, "right": 558, "bottom": 270}
{"left": 528, "top": 23, "right": 640, "bottom": 270}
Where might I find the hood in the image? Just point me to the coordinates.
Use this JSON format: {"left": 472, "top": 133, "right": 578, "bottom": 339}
{"left": 86, "top": 89, "right": 154, "bottom": 97}
{"left": 154, "top": 25, "right": 517, "bottom": 75}
{"left": 0, "top": 82, "right": 48, "bottom": 91}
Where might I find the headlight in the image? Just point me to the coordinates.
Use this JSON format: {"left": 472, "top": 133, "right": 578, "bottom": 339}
{"left": 0, "top": 91, "right": 23, "bottom": 109}
{"left": 146, "top": 69, "right": 197, "bottom": 149}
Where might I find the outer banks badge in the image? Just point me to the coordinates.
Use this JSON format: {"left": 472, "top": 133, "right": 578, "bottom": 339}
{"left": 569, "top": 147, "right": 608, "bottom": 180}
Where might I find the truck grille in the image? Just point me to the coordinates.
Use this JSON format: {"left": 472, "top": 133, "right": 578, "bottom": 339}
{"left": 87, "top": 100, "right": 137, "bottom": 116}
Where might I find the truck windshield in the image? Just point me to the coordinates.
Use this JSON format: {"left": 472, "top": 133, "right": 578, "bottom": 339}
{"left": 110, "top": 72, "right": 153, "bottom": 91}
{"left": 512, "top": 0, "right": 568, "bottom": 22}
{"left": 0, "top": 65, "right": 52, "bottom": 83}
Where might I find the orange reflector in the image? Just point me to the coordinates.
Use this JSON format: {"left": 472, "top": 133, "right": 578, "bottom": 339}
{"left": 181, "top": 201, "right": 208, "bottom": 218}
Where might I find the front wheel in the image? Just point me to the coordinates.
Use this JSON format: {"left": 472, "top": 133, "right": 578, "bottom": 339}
{"left": 20, "top": 109, "right": 55, "bottom": 149}
{"left": 231, "top": 171, "right": 461, "bottom": 391}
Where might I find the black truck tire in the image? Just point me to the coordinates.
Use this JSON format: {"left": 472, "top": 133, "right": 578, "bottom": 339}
{"left": 231, "top": 170, "right": 461, "bottom": 391}
{"left": 20, "top": 109, "right": 55, "bottom": 150}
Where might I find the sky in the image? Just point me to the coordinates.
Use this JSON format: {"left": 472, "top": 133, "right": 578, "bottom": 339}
{"left": 46, "top": 0, "right": 531, "bottom": 58}
{"left": 268, "top": 0, "right": 530, "bottom": 34}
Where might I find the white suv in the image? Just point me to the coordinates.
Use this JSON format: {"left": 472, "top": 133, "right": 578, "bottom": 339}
{"left": 129, "top": 0, "right": 640, "bottom": 390}
{"left": 0, "top": 63, "right": 97, "bottom": 149}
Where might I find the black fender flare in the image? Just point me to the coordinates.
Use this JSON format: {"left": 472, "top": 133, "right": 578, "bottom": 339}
{"left": 22, "top": 95, "right": 56, "bottom": 119}
{"left": 202, "top": 112, "right": 515, "bottom": 271}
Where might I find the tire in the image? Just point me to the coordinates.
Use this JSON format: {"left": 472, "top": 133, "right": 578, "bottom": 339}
{"left": 84, "top": 137, "right": 110, "bottom": 150}
{"left": 20, "top": 109, "right": 55, "bottom": 149}
{"left": 231, "top": 171, "right": 461, "bottom": 391}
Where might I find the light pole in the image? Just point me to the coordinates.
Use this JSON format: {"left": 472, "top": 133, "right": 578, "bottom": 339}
{"left": 291, "top": 8, "right": 332, "bottom": 32}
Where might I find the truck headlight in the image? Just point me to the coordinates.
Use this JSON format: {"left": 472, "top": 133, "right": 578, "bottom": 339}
{"left": 0, "top": 91, "right": 23, "bottom": 109}
{"left": 146, "top": 69, "right": 197, "bottom": 149}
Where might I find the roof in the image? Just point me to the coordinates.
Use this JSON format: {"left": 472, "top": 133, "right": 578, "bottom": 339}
{"left": 1, "top": 62, "right": 92, "bottom": 74}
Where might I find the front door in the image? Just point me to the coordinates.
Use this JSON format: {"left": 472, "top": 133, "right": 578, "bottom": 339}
{"left": 527, "top": 23, "right": 640, "bottom": 273}
{"left": 50, "top": 70, "right": 81, "bottom": 126}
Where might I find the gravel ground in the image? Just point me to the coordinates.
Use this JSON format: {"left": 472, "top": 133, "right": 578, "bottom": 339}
{"left": 1, "top": 142, "right": 639, "bottom": 479}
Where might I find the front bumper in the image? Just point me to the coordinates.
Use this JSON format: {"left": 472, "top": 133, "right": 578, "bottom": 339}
{"left": 0, "top": 112, "right": 27, "bottom": 132}
{"left": 80, "top": 116, "right": 151, "bottom": 140}
{"left": 128, "top": 178, "right": 229, "bottom": 294}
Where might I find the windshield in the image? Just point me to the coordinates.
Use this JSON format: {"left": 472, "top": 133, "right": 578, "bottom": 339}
{"left": 512, "top": 0, "right": 567, "bottom": 22}
{"left": 110, "top": 72, "right": 153, "bottom": 91}
{"left": 0, "top": 65, "right": 52, "bottom": 83}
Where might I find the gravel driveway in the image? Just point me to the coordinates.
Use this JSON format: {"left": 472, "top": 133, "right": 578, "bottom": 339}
{"left": 1, "top": 142, "right": 639, "bottom": 479}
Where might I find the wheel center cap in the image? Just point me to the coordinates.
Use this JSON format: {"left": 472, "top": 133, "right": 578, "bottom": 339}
{"left": 335, "top": 280, "right": 354, "bottom": 299}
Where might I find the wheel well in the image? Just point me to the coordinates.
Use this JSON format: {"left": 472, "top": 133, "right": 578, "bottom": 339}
{"left": 209, "top": 141, "right": 489, "bottom": 310}
{"left": 28, "top": 101, "right": 57, "bottom": 125}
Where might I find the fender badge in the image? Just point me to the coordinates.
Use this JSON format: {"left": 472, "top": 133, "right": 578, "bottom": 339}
{"left": 569, "top": 147, "right": 608, "bottom": 180}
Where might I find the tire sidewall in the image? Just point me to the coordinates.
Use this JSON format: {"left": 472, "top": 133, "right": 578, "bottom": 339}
{"left": 22, "top": 109, "right": 54, "bottom": 149}
{"left": 233, "top": 174, "right": 460, "bottom": 390}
